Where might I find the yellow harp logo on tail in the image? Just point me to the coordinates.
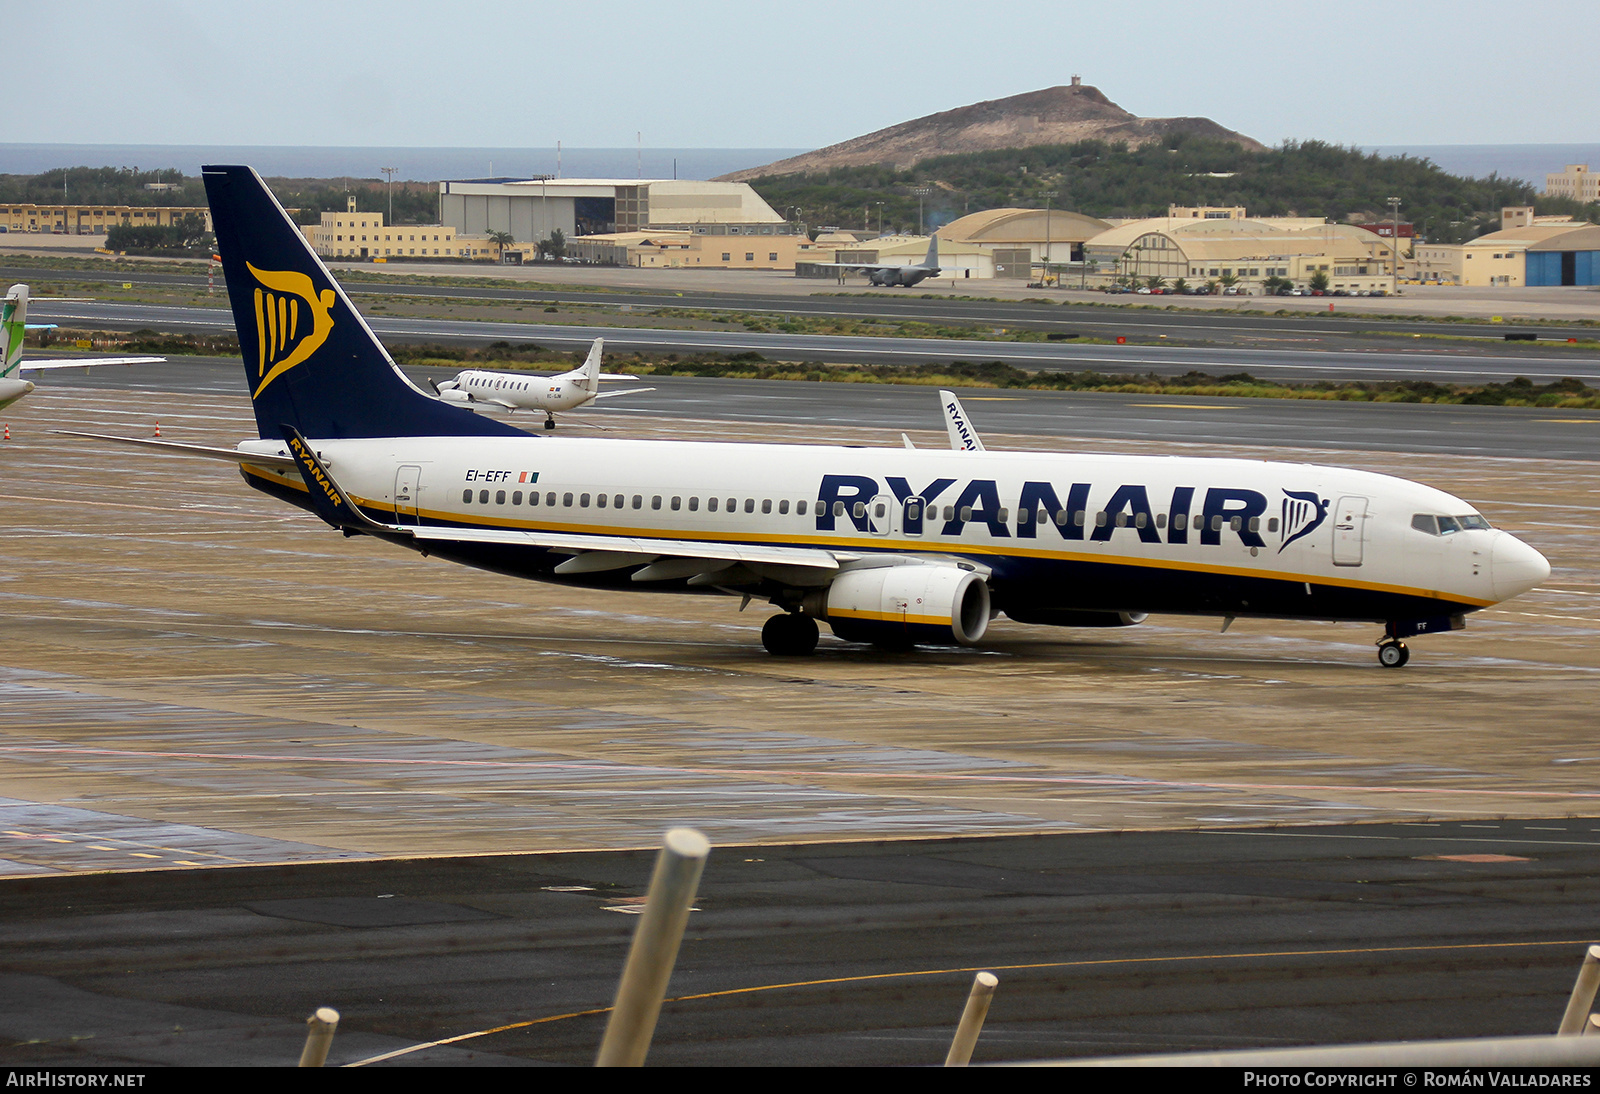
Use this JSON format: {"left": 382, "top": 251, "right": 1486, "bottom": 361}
{"left": 247, "top": 262, "right": 337, "bottom": 398}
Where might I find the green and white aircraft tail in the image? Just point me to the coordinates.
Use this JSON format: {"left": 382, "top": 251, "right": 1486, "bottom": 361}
{"left": 0, "top": 284, "right": 165, "bottom": 412}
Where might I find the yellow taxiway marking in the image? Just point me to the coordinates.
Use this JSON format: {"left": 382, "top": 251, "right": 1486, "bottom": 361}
{"left": 1536, "top": 419, "right": 1600, "bottom": 424}
{"left": 963, "top": 397, "right": 1024, "bottom": 401}
{"left": 346, "top": 937, "right": 1600, "bottom": 1066}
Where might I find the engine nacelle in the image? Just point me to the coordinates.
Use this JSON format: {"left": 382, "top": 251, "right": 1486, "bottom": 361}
{"left": 436, "top": 387, "right": 473, "bottom": 405}
{"left": 1005, "top": 607, "right": 1148, "bottom": 628}
{"left": 806, "top": 564, "right": 990, "bottom": 646}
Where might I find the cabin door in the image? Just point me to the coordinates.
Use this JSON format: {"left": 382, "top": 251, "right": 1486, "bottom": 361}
{"left": 395, "top": 465, "right": 422, "bottom": 525}
{"left": 1332, "top": 495, "right": 1367, "bottom": 566}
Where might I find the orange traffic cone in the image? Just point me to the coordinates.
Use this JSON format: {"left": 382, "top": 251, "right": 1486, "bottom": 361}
{"left": 154, "top": 422, "right": 161, "bottom": 438}
{"left": 3, "top": 424, "right": 9, "bottom": 441}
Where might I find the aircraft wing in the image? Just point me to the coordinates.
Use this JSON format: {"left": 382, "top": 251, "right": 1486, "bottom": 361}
{"left": 410, "top": 524, "right": 851, "bottom": 572}
{"left": 21, "top": 355, "right": 165, "bottom": 371}
{"left": 588, "top": 387, "right": 655, "bottom": 400}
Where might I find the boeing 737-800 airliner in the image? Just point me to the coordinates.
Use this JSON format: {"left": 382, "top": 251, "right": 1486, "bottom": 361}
{"left": 69, "top": 167, "right": 1550, "bottom": 667}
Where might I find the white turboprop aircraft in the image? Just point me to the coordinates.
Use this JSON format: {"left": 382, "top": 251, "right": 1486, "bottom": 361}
{"left": 0, "top": 284, "right": 165, "bottom": 411}
{"left": 66, "top": 167, "right": 1551, "bottom": 668}
{"left": 428, "top": 338, "right": 653, "bottom": 429}
{"left": 811, "top": 235, "right": 950, "bottom": 287}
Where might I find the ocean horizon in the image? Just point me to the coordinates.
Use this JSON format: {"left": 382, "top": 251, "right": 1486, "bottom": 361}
{"left": 2, "top": 143, "right": 1598, "bottom": 188}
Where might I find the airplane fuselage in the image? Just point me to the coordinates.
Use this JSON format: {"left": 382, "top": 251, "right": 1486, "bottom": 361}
{"left": 235, "top": 434, "right": 1543, "bottom": 627}
{"left": 867, "top": 265, "right": 940, "bottom": 287}
{"left": 441, "top": 369, "right": 593, "bottom": 413}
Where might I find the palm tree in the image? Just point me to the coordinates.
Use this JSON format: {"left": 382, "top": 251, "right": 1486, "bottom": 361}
{"left": 486, "top": 229, "right": 514, "bottom": 264}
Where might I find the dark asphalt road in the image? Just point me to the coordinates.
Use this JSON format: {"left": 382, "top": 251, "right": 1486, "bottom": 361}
{"left": 26, "top": 352, "right": 1600, "bottom": 460}
{"left": 0, "top": 820, "right": 1594, "bottom": 1066}
{"left": 8, "top": 261, "right": 1600, "bottom": 343}
{"left": 27, "top": 299, "right": 1600, "bottom": 385}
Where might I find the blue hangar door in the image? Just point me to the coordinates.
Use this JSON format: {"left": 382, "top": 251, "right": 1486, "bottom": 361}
{"left": 1527, "top": 250, "right": 1600, "bottom": 286}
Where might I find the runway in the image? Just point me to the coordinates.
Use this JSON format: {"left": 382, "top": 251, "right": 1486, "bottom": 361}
{"left": 1, "top": 383, "right": 1597, "bottom": 1064}
{"left": 26, "top": 298, "right": 1600, "bottom": 384}
{"left": 26, "top": 352, "right": 1600, "bottom": 460}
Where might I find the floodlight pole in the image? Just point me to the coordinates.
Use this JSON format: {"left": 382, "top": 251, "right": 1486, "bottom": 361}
{"left": 1039, "top": 191, "right": 1057, "bottom": 285}
{"left": 913, "top": 187, "right": 932, "bottom": 237}
{"left": 381, "top": 166, "right": 398, "bottom": 225}
{"left": 1388, "top": 196, "right": 1402, "bottom": 295}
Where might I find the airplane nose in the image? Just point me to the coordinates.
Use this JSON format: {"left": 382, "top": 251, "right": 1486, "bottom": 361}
{"left": 1490, "top": 532, "right": 1550, "bottom": 601}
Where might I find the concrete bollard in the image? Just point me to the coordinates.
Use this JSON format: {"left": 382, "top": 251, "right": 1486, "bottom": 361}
{"left": 945, "top": 971, "right": 999, "bottom": 1066}
{"left": 298, "top": 1006, "right": 340, "bottom": 1067}
{"left": 595, "top": 827, "right": 711, "bottom": 1067}
{"left": 1559, "top": 945, "right": 1600, "bottom": 1035}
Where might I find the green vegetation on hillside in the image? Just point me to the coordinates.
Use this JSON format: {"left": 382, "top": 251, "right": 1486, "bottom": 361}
{"left": 0, "top": 167, "right": 206, "bottom": 207}
{"left": 755, "top": 137, "right": 1599, "bottom": 243}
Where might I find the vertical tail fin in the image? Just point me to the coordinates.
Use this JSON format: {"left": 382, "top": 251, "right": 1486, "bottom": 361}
{"left": 575, "top": 337, "right": 603, "bottom": 394}
{"left": 924, "top": 234, "right": 940, "bottom": 268}
{"left": 939, "top": 389, "right": 985, "bottom": 452}
{"left": 2, "top": 285, "right": 27, "bottom": 379}
{"left": 202, "top": 165, "right": 522, "bottom": 440}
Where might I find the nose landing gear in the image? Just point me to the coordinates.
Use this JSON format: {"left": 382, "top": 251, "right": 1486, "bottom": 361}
{"left": 544, "top": 412, "right": 557, "bottom": 430}
{"left": 1377, "top": 639, "right": 1410, "bottom": 668}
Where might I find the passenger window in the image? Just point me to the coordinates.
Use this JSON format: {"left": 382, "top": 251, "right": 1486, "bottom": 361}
{"left": 996, "top": 507, "right": 1008, "bottom": 523}
{"left": 633, "top": 495, "right": 643, "bottom": 509}
{"left": 708, "top": 497, "right": 720, "bottom": 512}
{"left": 834, "top": 501, "right": 846, "bottom": 517}
{"left": 479, "top": 490, "right": 490, "bottom": 504}
{"left": 597, "top": 494, "right": 607, "bottom": 508}
{"left": 512, "top": 491, "right": 522, "bottom": 505}
{"left": 462, "top": 489, "right": 472, "bottom": 503}
{"left": 853, "top": 502, "right": 866, "bottom": 518}
{"left": 944, "top": 505, "right": 955, "bottom": 521}
{"left": 529, "top": 491, "right": 539, "bottom": 506}
{"left": 563, "top": 492, "right": 574, "bottom": 506}
{"left": 779, "top": 500, "right": 789, "bottom": 514}
{"left": 1211, "top": 515, "right": 1223, "bottom": 532}
{"left": 1074, "top": 511, "right": 1086, "bottom": 526}
{"left": 546, "top": 492, "right": 556, "bottom": 506}
{"left": 1055, "top": 510, "right": 1068, "bottom": 526}
{"left": 1018, "top": 508, "right": 1032, "bottom": 525}
{"left": 1156, "top": 513, "right": 1167, "bottom": 529}
{"left": 652, "top": 496, "right": 662, "bottom": 510}
{"left": 1114, "top": 513, "right": 1128, "bottom": 528}
{"left": 689, "top": 497, "right": 699, "bottom": 512}
{"left": 1248, "top": 516, "right": 1260, "bottom": 533}
{"left": 1267, "top": 517, "right": 1278, "bottom": 532}
{"left": 613, "top": 494, "right": 623, "bottom": 509}
{"left": 1229, "top": 516, "right": 1242, "bottom": 532}
{"left": 906, "top": 502, "right": 921, "bottom": 521}
{"left": 960, "top": 506, "right": 973, "bottom": 521}
{"left": 745, "top": 498, "right": 755, "bottom": 514}
{"left": 797, "top": 500, "right": 808, "bottom": 516}
{"left": 1095, "top": 511, "right": 1108, "bottom": 527}
{"left": 671, "top": 496, "right": 681, "bottom": 510}
{"left": 874, "top": 502, "right": 886, "bottom": 519}
{"left": 1135, "top": 513, "right": 1148, "bottom": 529}
{"left": 495, "top": 490, "right": 506, "bottom": 505}
{"left": 580, "top": 493, "right": 590, "bottom": 508}
{"left": 762, "top": 499, "right": 772, "bottom": 514}
{"left": 1174, "top": 513, "right": 1187, "bottom": 530}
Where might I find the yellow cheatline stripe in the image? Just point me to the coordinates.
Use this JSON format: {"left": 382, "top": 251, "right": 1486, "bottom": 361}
{"left": 240, "top": 468, "right": 1489, "bottom": 608}
{"left": 831, "top": 608, "right": 951, "bottom": 626}
{"left": 343, "top": 937, "right": 1598, "bottom": 1066}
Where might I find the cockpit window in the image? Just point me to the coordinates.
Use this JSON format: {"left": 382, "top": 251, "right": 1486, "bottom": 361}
{"left": 1412, "top": 513, "right": 1491, "bottom": 535}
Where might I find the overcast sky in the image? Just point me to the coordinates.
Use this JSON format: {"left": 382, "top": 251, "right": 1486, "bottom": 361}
{"left": 15, "top": 0, "right": 1596, "bottom": 151}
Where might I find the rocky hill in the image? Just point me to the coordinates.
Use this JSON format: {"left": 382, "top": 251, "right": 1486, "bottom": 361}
{"left": 718, "top": 82, "right": 1264, "bottom": 181}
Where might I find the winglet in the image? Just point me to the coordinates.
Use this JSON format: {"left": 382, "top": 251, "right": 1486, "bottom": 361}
{"left": 939, "top": 389, "right": 985, "bottom": 452}
{"left": 279, "top": 425, "right": 401, "bottom": 536}
{"left": 2, "top": 284, "right": 27, "bottom": 379}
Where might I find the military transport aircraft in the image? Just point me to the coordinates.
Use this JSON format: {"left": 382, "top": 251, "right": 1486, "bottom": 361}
{"left": 810, "top": 235, "right": 949, "bottom": 287}
{"left": 65, "top": 166, "right": 1550, "bottom": 667}
{"left": 1, "top": 284, "right": 164, "bottom": 411}
{"left": 428, "top": 338, "right": 652, "bottom": 430}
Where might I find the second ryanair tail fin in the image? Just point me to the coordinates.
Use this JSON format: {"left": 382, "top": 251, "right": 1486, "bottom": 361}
{"left": 202, "top": 165, "right": 522, "bottom": 441}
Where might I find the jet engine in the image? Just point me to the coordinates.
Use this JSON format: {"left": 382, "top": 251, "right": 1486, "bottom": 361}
{"left": 805, "top": 564, "right": 990, "bottom": 647}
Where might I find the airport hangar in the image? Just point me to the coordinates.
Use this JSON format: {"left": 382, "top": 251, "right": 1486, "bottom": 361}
{"left": 436, "top": 176, "right": 806, "bottom": 267}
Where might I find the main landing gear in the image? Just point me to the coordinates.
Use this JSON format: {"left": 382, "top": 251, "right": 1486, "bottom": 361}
{"left": 1377, "top": 638, "right": 1410, "bottom": 669}
{"left": 544, "top": 412, "right": 557, "bottom": 431}
{"left": 762, "top": 612, "right": 819, "bottom": 656}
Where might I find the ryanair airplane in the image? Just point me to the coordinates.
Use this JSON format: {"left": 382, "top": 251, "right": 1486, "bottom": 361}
{"left": 70, "top": 167, "right": 1550, "bottom": 668}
